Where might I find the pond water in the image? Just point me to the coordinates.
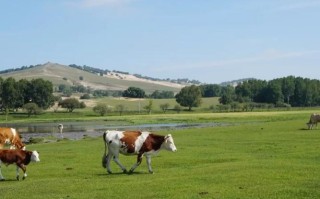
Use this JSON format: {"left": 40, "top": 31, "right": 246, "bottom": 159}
{"left": 5, "top": 121, "right": 226, "bottom": 141}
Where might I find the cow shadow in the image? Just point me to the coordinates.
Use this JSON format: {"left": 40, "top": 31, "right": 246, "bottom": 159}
{"left": 96, "top": 171, "right": 147, "bottom": 177}
{"left": 0, "top": 179, "right": 20, "bottom": 182}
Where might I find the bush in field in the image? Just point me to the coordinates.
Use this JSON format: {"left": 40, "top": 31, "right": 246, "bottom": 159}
{"left": 23, "top": 102, "right": 42, "bottom": 117}
{"left": 80, "top": 94, "right": 91, "bottom": 99}
{"left": 93, "top": 104, "right": 110, "bottom": 116}
{"left": 58, "top": 98, "right": 84, "bottom": 112}
{"left": 160, "top": 103, "right": 170, "bottom": 113}
{"left": 123, "top": 87, "right": 145, "bottom": 98}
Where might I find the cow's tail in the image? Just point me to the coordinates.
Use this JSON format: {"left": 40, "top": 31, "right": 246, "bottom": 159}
{"left": 102, "top": 132, "right": 108, "bottom": 168}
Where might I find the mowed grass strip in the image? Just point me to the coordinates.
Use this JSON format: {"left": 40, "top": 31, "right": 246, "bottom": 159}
{"left": 0, "top": 113, "right": 320, "bottom": 198}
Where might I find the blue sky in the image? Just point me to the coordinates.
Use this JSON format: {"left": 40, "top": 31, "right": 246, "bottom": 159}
{"left": 1, "top": 0, "right": 320, "bottom": 84}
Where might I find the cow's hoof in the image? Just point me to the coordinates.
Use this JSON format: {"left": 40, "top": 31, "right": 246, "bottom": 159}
{"left": 149, "top": 171, "right": 154, "bottom": 174}
{"left": 107, "top": 171, "right": 112, "bottom": 174}
{"left": 0, "top": 178, "right": 5, "bottom": 181}
{"left": 123, "top": 169, "right": 127, "bottom": 173}
{"left": 128, "top": 169, "right": 134, "bottom": 174}
{"left": 16, "top": 176, "right": 20, "bottom": 181}
{"left": 22, "top": 176, "right": 26, "bottom": 180}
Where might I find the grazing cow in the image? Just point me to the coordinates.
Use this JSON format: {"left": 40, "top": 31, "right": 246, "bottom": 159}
{"left": 102, "top": 130, "right": 177, "bottom": 174}
{"left": 0, "top": 128, "right": 25, "bottom": 150}
{"left": 0, "top": 149, "right": 40, "bottom": 181}
{"left": 306, "top": 113, "right": 320, "bottom": 129}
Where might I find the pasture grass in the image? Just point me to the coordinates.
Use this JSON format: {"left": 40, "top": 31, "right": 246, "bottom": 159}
{"left": 1, "top": 111, "right": 320, "bottom": 198}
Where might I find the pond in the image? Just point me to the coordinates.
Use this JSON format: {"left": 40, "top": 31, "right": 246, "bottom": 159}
{"left": 5, "top": 121, "right": 226, "bottom": 141}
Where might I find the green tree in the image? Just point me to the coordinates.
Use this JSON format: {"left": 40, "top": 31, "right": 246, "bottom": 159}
{"left": 175, "top": 85, "right": 202, "bottom": 111}
{"left": 265, "top": 81, "right": 284, "bottom": 104}
{"left": 143, "top": 99, "right": 153, "bottom": 114}
{"left": 58, "top": 98, "right": 82, "bottom": 112}
{"left": 219, "top": 85, "right": 235, "bottom": 105}
{"left": 122, "top": 87, "right": 145, "bottom": 98}
{"left": 281, "top": 76, "right": 295, "bottom": 104}
{"left": 1, "top": 77, "right": 19, "bottom": 110}
{"left": 93, "top": 104, "right": 108, "bottom": 116}
{"left": 160, "top": 103, "right": 170, "bottom": 113}
{"left": 23, "top": 102, "right": 41, "bottom": 117}
{"left": 27, "top": 79, "right": 55, "bottom": 109}
{"left": 199, "top": 84, "right": 222, "bottom": 97}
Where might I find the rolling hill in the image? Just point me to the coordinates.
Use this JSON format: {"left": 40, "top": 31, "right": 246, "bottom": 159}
{"left": 0, "top": 62, "right": 186, "bottom": 94}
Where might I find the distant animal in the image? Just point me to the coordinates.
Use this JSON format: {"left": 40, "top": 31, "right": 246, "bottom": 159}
{"left": 0, "top": 149, "right": 40, "bottom": 180}
{"left": 306, "top": 113, "right": 320, "bottom": 129}
{"left": 0, "top": 128, "right": 25, "bottom": 150}
{"left": 58, "top": 124, "right": 64, "bottom": 138}
{"left": 102, "top": 130, "right": 177, "bottom": 174}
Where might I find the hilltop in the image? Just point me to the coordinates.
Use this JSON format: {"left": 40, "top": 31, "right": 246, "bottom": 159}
{"left": 0, "top": 62, "right": 188, "bottom": 94}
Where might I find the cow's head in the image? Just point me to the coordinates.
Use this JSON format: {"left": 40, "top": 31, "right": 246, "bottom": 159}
{"left": 31, "top": 151, "right": 40, "bottom": 162}
{"left": 163, "top": 134, "right": 177, "bottom": 152}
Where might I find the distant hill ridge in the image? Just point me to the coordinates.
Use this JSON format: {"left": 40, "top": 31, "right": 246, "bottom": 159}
{"left": 0, "top": 62, "right": 201, "bottom": 85}
{"left": 0, "top": 62, "right": 190, "bottom": 94}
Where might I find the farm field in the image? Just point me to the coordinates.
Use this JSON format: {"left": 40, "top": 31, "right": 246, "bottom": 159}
{"left": 0, "top": 111, "right": 320, "bottom": 198}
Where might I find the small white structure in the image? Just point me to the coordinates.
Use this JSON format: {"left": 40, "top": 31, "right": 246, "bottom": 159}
{"left": 58, "top": 124, "right": 64, "bottom": 138}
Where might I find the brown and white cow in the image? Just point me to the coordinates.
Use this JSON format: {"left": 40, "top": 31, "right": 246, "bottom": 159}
{"left": 0, "top": 149, "right": 40, "bottom": 181}
{"left": 306, "top": 113, "right": 320, "bottom": 129}
{"left": 0, "top": 128, "right": 25, "bottom": 150}
{"left": 102, "top": 130, "right": 177, "bottom": 174}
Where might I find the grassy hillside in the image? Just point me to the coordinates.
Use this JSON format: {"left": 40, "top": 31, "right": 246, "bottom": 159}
{"left": 0, "top": 62, "right": 184, "bottom": 94}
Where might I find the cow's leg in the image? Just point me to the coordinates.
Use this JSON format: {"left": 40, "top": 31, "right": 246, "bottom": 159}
{"left": 129, "top": 153, "right": 143, "bottom": 173}
{"left": 16, "top": 164, "right": 27, "bottom": 180}
{"left": 146, "top": 155, "right": 153, "bottom": 174}
{"left": 105, "top": 153, "right": 113, "bottom": 174}
{"left": 112, "top": 152, "right": 127, "bottom": 173}
{"left": 0, "top": 161, "right": 5, "bottom": 180}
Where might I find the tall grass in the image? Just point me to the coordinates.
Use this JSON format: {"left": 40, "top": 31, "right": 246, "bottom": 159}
{"left": 1, "top": 111, "right": 320, "bottom": 198}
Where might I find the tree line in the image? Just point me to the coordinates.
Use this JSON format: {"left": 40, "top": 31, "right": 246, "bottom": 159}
{"left": 200, "top": 76, "right": 320, "bottom": 107}
{"left": 1, "top": 75, "right": 320, "bottom": 116}
{"left": 0, "top": 77, "right": 55, "bottom": 111}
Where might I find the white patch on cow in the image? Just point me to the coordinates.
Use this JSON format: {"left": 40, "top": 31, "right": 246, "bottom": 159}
{"left": 134, "top": 132, "right": 150, "bottom": 153}
{"left": 31, "top": 151, "right": 40, "bottom": 162}
{"left": 10, "top": 128, "right": 17, "bottom": 138}
{"left": 4, "top": 139, "right": 11, "bottom": 145}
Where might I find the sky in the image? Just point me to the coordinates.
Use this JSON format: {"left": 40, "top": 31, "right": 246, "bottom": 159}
{"left": 1, "top": 0, "right": 320, "bottom": 84}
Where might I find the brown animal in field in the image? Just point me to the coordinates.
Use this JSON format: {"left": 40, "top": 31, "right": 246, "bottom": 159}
{"left": 0, "top": 149, "right": 40, "bottom": 181}
{"left": 0, "top": 128, "right": 25, "bottom": 150}
{"left": 102, "top": 130, "right": 177, "bottom": 174}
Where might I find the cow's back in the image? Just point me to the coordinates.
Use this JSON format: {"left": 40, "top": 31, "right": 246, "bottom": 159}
{"left": 310, "top": 113, "right": 320, "bottom": 122}
{"left": 105, "top": 131, "right": 153, "bottom": 155}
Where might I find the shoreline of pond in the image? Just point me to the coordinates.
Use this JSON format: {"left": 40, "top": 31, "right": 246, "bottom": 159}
{"left": 8, "top": 122, "right": 228, "bottom": 142}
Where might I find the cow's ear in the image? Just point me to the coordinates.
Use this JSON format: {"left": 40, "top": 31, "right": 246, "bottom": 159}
{"left": 165, "top": 134, "right": 172, "bottom": 140}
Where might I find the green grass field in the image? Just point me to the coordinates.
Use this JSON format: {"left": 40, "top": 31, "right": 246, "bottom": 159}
{"left": 1, "top": 111, "right": 320, "bottom": 198}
